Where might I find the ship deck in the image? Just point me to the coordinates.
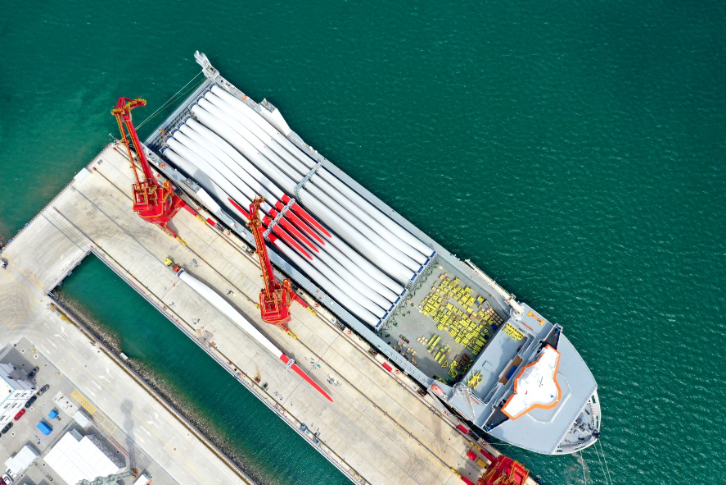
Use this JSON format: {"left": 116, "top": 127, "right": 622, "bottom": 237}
{"left": 381, "top": 260, "right": 505, "bottom": 383}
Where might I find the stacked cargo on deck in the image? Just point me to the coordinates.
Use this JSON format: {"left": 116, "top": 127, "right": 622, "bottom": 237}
{"left": 161, "top": 86, "right": 433, "bottom": 329}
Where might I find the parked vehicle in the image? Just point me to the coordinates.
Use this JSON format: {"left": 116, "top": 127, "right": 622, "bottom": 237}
{"left": 27, "top": 367, "right": 39, "bottom": 379}
{"left": 37, "top": 384, "right": 50, "bottom": 395}
{"left": 24, "top": 396, "right": 37, "bottom": 408}
{"left": 13, "top": 409, "right": 25, "bottom": 421}
{"left": 2, "top": 473, "right": 12, "bottom": 483}
{"left": 1, "top": 422, "right": 12, "bottom": 434}
{"left": 0, "top": 258, "right": 7, "bottom": 270}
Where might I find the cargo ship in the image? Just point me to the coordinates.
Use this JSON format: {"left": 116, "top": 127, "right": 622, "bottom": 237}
{"left": 140, "top": 52, "right": 601, "bottom": 455}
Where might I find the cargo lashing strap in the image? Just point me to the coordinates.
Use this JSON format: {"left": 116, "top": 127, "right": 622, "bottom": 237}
{"left": 260, "top": 159, "right": 323, "bottom": 239}
{"left": 262, "top": 160, "right": 323, "bottom": 238}
{"left": 294, "top": 160, "right": 324, "bottom": 200}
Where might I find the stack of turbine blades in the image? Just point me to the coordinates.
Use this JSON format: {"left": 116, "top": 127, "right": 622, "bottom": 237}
{"left": 160, "top": 86, "right": 434, "bottom": 328}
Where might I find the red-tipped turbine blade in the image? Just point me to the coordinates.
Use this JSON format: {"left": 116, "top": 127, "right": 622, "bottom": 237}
{"left": 286, "top": 211, "right": 325, "bottom": 245}
{"left": 291, "top": 203, "right": 332, "bottom": 238}
{"left": 279, "top": 218, "right": 319, "bottom": 253}
{"left": 271, "top": 225, "right": 313, "bottom": 260}
{"left": 228, "top": 198, "right": 250, "bottom": 219}
{"left": 280, "top": 354, "right": 333, "bottom": 402}
{"left": 268, "top": 209, "right": 318, "bottom": 253}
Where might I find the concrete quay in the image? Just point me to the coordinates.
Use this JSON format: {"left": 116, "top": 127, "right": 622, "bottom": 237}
{"left": 0, "top": 147, "right": 253, "bottom": 485}
{"left": 1, "top": 144, "right": 538, "bottom": 485}
{"left": 0, "top": 338, "right": 177, "bottom": 485}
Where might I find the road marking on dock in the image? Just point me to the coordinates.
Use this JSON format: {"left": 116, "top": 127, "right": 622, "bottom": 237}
{"left": 0, "top": 269, "right": 40, "bottom": 329}
{"left": 2, "top": 145, "right": 254, "bottom": 485}
{"left": 71, "top": 389, "right": 118, "bottom": 434}
{"left": 41, "top": 258, "right": 215, "bottom": 485}
{"left": 0, "top": 314, "right": 17, "bottom": 330}
{"left": 71, "top": 388, "right": 97, "bottom": 413}
{"left": 171, "top": 230, "right": 458, "bottom": 482}
{"left": 4, "top": 263, "right": 42, "bottom": 300}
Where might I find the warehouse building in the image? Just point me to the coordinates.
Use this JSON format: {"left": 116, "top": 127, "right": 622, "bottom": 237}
{"left": 0, "top": 363, "right": 36, "bottom": 425}
{"left": 44, "top": 429, "right": 125, "bottom": 484}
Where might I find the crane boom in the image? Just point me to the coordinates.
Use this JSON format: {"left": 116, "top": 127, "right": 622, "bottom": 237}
{"left": 249, "top": 198, "right": 293, "bottom": 325}
{"left": 77, "top": 467, "right": 139, "bottom": 485}
{"left": 111, "top": 97, "right": 184, "bottom": 233}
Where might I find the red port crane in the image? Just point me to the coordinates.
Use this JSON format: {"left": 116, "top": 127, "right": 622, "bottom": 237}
{"left": 477, "top": 456, "right": 530, "bottom": 485}
{"left": 249, "top": 198, "right": 293, "bottom": 326}
{"left": 111, "top": 98, "right": 184, "bottom": 233}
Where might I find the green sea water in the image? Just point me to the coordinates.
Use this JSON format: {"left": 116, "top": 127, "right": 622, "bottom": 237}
{"left": 2, "top": 1, "right": 725, "bottom": 484}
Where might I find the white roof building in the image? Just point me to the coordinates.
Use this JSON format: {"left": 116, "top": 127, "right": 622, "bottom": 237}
{"left": 0, "top": 363, "right": 36, "bottom": 425}
{"left": 74, "top": 409, "right": 92, "bottom": 428}
{"left": 5, "top": 444, "right": 40, "bottom": 477}
{"left": 44, "top": 429, "right": 124, "bottom": 484}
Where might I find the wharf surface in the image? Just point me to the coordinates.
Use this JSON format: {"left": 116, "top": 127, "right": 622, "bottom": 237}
{"left": 0, "top": 144, "right": 538, "bottom": 485}
{"left": 0, "top": 338, "right": 178, "bottom": 485}
{"left": 0, "top": 148, "right": 254, "bottom": 485}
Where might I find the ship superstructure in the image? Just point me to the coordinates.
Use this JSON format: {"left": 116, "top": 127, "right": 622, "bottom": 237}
{"left": 140, "top": 52, "right": 600, "bottom": 455}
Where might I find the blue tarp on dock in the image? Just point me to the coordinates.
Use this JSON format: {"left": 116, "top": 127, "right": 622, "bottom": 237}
{"left": 36, "top": 421, "right": 52, "bottom": 435}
